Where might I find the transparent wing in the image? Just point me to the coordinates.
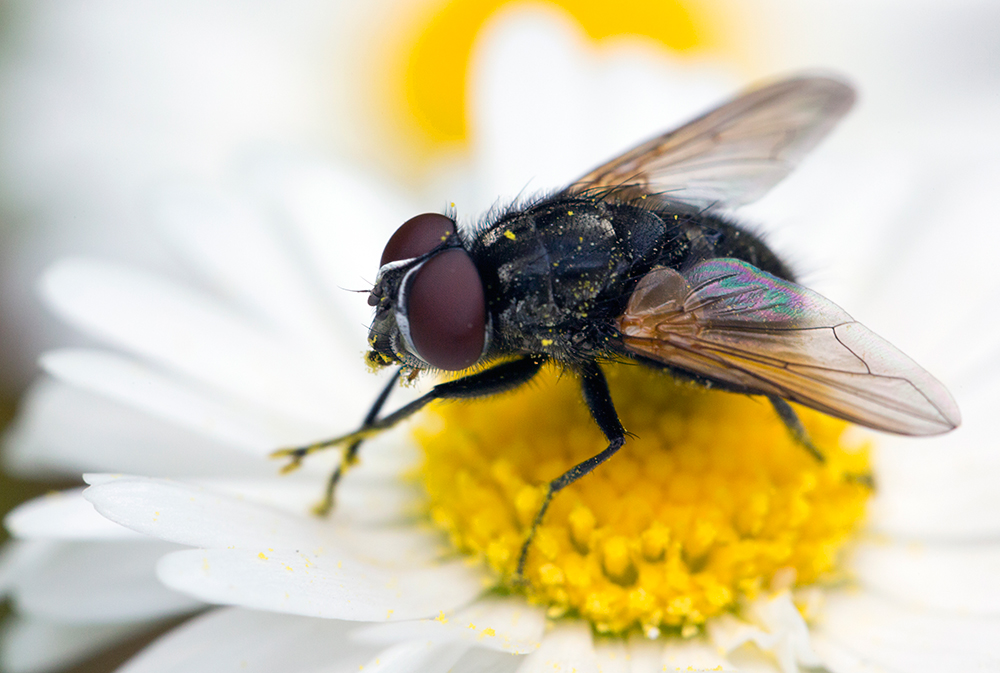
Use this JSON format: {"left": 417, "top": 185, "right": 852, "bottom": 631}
{"left": 572, "top": 76, "right": 856, "bottom": 211}
{"left": 616, "top": 259, "right": 960, "bottom": 435}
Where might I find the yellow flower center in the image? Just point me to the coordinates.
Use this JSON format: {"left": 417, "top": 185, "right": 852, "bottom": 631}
{"left": 417, "top": 363, "right": 871, "bottom": 635}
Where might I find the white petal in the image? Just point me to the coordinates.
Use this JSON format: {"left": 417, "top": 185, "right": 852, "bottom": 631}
{"left": 356, "top": 640, "right": 470, "bottom": 673}
{"left": 722, "top": 649, "right": 782, "bottom": 673}
{"left": 0, "top": 540, "right": 56, "bottom": 596}
{"left": 517, "top": 622, "right": 598, "bottom": 673}
{"left": 117, "top": 607, "right": 378, "bottom": 673}
{"left": 40, "top": 258, "right": 364, "bottom": 424}
{"left": 851, "top": 540, "right": 1000, "bottom": 615}
{"left": 0, "top": 615, "right": 154, "bottom": 673}
{"left": 154, "top": 186, "right": 351, "bottom": 356}
{"left": 199, "top": 477, "right": 423, "bottom": 526}
{"left": 156, "top": 547, "right": 483, "bottom": 621}
{"left": 4, "top": 488, "right": 138, "bottom": 540}
{"left": 40, "top": 348, "right": 315, "bottom": 450}
{"left": 660, "top": 640, "right": 735, "bottom": 671}
{"left": 809, "top": 633, "right": 880, "bottom": 673}
{"left": 240, "top": 157, "right": 417, "bottom": 341}
{"left": 871, "top": 431, "right": 1000, "bottom": 539}
{"left": 82, "top": 475, "right": 436, "bottom": 562}
{"left": 870, "top": 372, "right": 1000, "bottom": 540}
{"left": 11, "top": 540, "right": 202, "bottom": 623}
{"left": 627, "top": 637, "right": 666, "bottom": 673}
{"left": 84, "top": 475, "right": 328, "bottom": 548}
{"left": 817, "top": 591, "right": 1000, "bottom": 672}
{"left": 352, "top": 596, "right": 546, "bottom": 655}
{"left": 447, "top": 647, "right": 521, "bottom": 673}
{"left": 593, "top": 638, "right": 628, "bottom": 673}
{"left": 851, "top": 157, "right": 1000, "bottom": 381}
{"left": 710, "top": 614, "right": 778, "bottom": 655}
{"left": 748, "top": 592, "right": 820, "bottom": 671}
{"left": 1, "top": 378, "right": 267, "bottom": 479}
{"left": 709, "top": 592, "right": 818, "bottom": 673}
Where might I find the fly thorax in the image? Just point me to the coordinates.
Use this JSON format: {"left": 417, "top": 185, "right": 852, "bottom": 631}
{"left": 493, "top": 203, "right": 629, "bottom": 327}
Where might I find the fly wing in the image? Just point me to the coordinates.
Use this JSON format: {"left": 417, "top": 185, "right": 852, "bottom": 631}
{"left": 617, "top": 259, "right": 960, "bottom": 435}
{"left": 572, "top": 76, "right": 855, "bottom": 211}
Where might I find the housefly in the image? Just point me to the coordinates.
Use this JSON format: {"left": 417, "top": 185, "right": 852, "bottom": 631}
{"left": 275, "top": 75, "right": 961, "bottom": 575}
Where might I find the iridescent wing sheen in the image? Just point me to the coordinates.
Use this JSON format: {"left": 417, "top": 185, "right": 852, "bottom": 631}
{"left": 572, "top": 76, "right": 856, "bottom": 211}
{"left": 616, "top": 259, "right": 961, "bottom": 435}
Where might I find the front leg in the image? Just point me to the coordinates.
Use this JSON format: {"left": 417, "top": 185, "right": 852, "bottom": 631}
{"left": 313, "top": 367, "right": 402, "bottom": 515}
{"left": 516, "top": 361, "right": 628, "bottom": 577}
{"left": 272, "top": 355, "right": 549, "bottom": 514}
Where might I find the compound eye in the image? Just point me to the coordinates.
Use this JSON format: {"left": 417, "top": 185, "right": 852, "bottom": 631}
{"left": 407, "top": 249, "right": 486, "bottom": 370}
{"left": 381, "top": 213, "right": 456, "bottom": 266}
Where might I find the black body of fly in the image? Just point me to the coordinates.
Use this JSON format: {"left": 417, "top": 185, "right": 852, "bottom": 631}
{"left": 470, "top": 195, "right": 793, "bottom": 370}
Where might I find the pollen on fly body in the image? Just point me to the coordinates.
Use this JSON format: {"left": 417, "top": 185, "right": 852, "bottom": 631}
{"left": 274, "top": 74, "right": 961, "bottom": 577}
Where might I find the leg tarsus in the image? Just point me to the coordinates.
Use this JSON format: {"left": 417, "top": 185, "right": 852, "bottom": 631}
{"left": 271, "top": 429, "right": 374, "bottom": 463}
{"left": 311, "top": 437, "right": 364, "bottom": 516}
{"left": 516, "top": 362, "right": 627, "bottom": 578}
{"left": 515, "top": 435, "right": 626, "bottom": 578}
{"left": 314, "top": 368, "right": 405, "bottom": 515}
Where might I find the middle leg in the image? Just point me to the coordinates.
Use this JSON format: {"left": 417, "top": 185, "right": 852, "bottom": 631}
{"left": 516, "top": 361, "right": 628, "bottom": 577}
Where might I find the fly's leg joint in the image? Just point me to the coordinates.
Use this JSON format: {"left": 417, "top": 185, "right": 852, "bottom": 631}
{"left": 311, "top": 440, "right": 366, "bottom": 516}
{"left": 270, "top": 429, "right": 376, "bottom": 473}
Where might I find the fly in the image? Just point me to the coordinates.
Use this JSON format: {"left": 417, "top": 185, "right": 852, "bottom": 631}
{"left": 274, "top": 75, "right": 961, "bottom": 576}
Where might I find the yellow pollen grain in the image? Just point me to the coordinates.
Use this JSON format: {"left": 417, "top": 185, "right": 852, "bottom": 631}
{"left": 505, "top": 230, "right": 517, "bottom": 240}
{"left": 417, "top": 364, "right": 871, "bottom": 634}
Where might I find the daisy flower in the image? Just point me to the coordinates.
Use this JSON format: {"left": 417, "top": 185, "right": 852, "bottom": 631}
{"left": 4, "top": 6, "right": 1000, "bottom": 673}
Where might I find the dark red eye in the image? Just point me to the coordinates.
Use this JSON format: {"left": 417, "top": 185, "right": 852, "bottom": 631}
{"left": 407, "top": 249, "right": 486, "bottom": 371}
{"left": 380, "top": 213, "right": 456, "bottom": 267}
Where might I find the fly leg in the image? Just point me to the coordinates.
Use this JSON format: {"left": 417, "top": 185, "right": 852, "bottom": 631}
{"left": 274, "top": 368, "right": 402, "bottom": 477}
{"left": 768, "top": 396, "right": 824, "bottom": 463}
{"left": 313, "top": 367, "right": 402, "bottom": 515}
{"left": 516, "top": 361, "right": 628, "bottom": 578}
{"left": 768, "top": 396, "right": 874, "bottom": 489}
{"left": 272, "top": 355, "right": 549, "bottom": 515}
